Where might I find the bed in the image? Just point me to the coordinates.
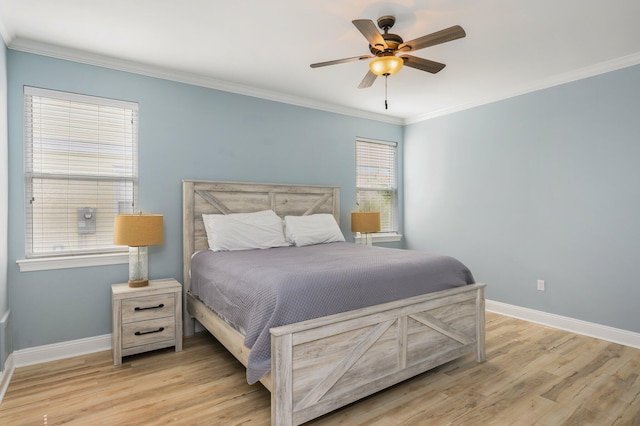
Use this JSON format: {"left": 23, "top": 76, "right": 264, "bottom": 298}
{"left": 182, "top": 180, "right": 486, "bottom": 425}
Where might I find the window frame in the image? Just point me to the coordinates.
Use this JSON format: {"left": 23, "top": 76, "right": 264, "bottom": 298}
{"left": 18, "top": 87, "right": 138, "bottom": 271}
{"left": 355, "top": 137, "right": 401, "bottom": 243}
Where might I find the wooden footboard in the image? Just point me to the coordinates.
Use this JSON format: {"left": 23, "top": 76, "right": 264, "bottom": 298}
{"left": 270, "top": 283, "right": 485, "bottom": 426}
{"left": 187, "top": 283, "right": 485, "bottom": 425}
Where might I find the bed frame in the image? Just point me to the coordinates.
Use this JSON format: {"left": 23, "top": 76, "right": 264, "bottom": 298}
{"left": 182, "top": 179, "right": 486, "bottom": 425}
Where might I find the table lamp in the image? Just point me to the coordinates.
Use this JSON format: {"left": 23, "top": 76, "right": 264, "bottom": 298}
{"left": 351, "top": 212, "right": 381, "bottom": 245}
{"left": 114, "top": 213, "right": 163, "bottom": 287}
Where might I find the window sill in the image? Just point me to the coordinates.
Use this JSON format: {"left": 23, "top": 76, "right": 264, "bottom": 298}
{"left": 17, "top": 252, "right": 129, "bottom": 272}
{"left": 354, "top": 232, "right": 403, "bottom": 244}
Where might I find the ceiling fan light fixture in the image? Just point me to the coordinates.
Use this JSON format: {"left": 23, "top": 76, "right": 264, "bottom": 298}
{"left": 369, "top": 56, "right": 403, "bottom": 76}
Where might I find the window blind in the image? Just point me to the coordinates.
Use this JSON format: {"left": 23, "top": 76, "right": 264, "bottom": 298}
{"left": 24, "top": 87, "right": 138, "bottom": 258}
{"left": 355, "top": 139, "right": 398, "bottom": 232}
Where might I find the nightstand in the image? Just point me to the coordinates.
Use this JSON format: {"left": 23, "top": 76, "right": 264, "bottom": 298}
{"left": 111, "top": 278, "right": 183, "bottom": 365}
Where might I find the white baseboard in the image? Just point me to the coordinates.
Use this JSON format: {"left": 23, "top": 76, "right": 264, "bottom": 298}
{"left": 486, "top": 300, "right": 640, "bottom": 349}
{"left": 0, "top": 353, "right": 15, "bottom": 404}
{"left": 12, "top": 334, "right": 112, "bottom": 368}
{"left": 6, "top": 304, "right": 640, "bottom": 367}
{"left": 0, "top": 335, "right": 110, "bottom": 405}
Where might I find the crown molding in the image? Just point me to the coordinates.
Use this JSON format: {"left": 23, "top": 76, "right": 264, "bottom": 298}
{"left": 10, "top": 37, "right": 639, "bottom": 128}
{"left": 8, "top": 38, "right": 404, "bottom": 126}
{"left": 0, "top": 22, "right": 11, "bottom": 47}
{"left": 404, "top": 52, "right": 640, "bottom": 125}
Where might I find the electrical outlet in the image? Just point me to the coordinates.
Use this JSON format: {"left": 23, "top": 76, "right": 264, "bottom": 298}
{"left": 537, "top": 279, "right": 545, "bottom": 291}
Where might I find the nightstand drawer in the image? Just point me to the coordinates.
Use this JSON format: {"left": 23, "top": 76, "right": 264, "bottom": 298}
{"left": 121, "top": 294, "right": 175, "bottom": 323}
{"left": 112, "top": 278, "right": 182, "bottom": 365}
{"left": 122, "top": 317, "right": 176, "bottom": 349}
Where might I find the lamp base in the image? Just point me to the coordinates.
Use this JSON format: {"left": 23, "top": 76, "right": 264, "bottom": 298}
{"left": 127, "top": 246, "right": 149, "bottom": 288}
{"left": 128, "top": 279, "right": 149, "bottom": 288}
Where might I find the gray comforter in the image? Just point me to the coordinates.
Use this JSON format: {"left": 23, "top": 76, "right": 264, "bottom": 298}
{"left": 190, "top": 242, "right": 475, "bottom": 384}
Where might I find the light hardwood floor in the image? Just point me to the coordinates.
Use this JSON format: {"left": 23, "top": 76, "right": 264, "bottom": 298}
{"left": 1, "top": 313, "right": 638, "bottom": 425}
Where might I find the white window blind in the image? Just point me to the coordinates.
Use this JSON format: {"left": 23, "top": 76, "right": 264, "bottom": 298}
{"left": 355, "top": 138, "right": 398, "bottom": 233}
{"left": 24, "top": 86, "right": 138, "bottom": 258}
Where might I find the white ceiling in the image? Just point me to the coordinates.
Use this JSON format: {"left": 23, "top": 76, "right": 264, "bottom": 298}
{"left": 1, "top": 0, "right": 640, "bottom": 124}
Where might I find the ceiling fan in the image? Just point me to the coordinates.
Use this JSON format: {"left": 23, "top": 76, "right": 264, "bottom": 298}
{"left": 310, "top": 16, "right": 466, "bottom": 108}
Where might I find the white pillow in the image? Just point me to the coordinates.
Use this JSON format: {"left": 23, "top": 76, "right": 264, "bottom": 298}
{"left": 284, "top": 214, "right": 346, "bottom": 247}
{"left": 202, "top": 210, "right": 290, "bottom": 252}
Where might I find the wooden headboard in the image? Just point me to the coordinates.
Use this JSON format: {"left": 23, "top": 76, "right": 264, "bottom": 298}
{"left": 182, "top": 180, "right": 340, "bottom": 294}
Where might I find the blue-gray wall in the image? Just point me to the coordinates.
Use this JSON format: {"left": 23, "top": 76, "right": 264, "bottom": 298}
{"left": 0, "top": 34, "right": 9, "bottom": 368}
{"left": 405, "top": 64, "right": 640, "bottom": 333}
{"left": 6, "top": 47, "right": 639, "bottom": 353}
{"left": 6, "top": 50, "right": 403, "bottom": 351}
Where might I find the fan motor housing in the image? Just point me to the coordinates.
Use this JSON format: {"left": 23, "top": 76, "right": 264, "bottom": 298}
{"left": 369, "top": 33, "right": 403, "bottom": 55}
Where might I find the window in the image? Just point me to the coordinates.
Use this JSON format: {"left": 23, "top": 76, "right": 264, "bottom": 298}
{"left": 24, "top": 87, "right": 138, "bottom": 258}
{"left": 355, "top": 138, "right": 398, "bottom": 233}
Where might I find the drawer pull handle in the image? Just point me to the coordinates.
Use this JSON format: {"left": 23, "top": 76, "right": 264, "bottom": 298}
{"left": 135, "top": 327, "right": 165, "bottom": 336}
{"left": 135, "top": 303, "right": 165, "bottom": 311}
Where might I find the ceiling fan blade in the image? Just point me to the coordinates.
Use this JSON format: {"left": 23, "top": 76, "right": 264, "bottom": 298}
{"left": 352, "top": 19, "right": 388, "bottom": 52}
{"left": 398, "top": 25, "right": 466, "bottom": 52}
{"left": 358, "top": 71, "right": 377, "bottom": 89}
{"left": 310, "top": 55, "right": 372, "bottom": 68}
{"left": 401, "top": 55, "right": 447, "bottom": 74}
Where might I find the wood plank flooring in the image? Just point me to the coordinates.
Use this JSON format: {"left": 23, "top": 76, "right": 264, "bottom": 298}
{"left": 1, "top": 313, "right": 639, "bottom": 425}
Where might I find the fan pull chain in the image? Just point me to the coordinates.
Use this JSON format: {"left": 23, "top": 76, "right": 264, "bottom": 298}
{"left": 385, "top": 75, "right": 388, "bottom": 110}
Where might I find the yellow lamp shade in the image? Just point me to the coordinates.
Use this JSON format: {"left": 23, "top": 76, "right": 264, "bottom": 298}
{"left": 369, "top": 56, "right": 403, "bottom": 76}
{"left": 351, "top": 212, "right": 381, "bottom": 233}
{"left": 114, "top": 214, "right": 163, "bottom": 247}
